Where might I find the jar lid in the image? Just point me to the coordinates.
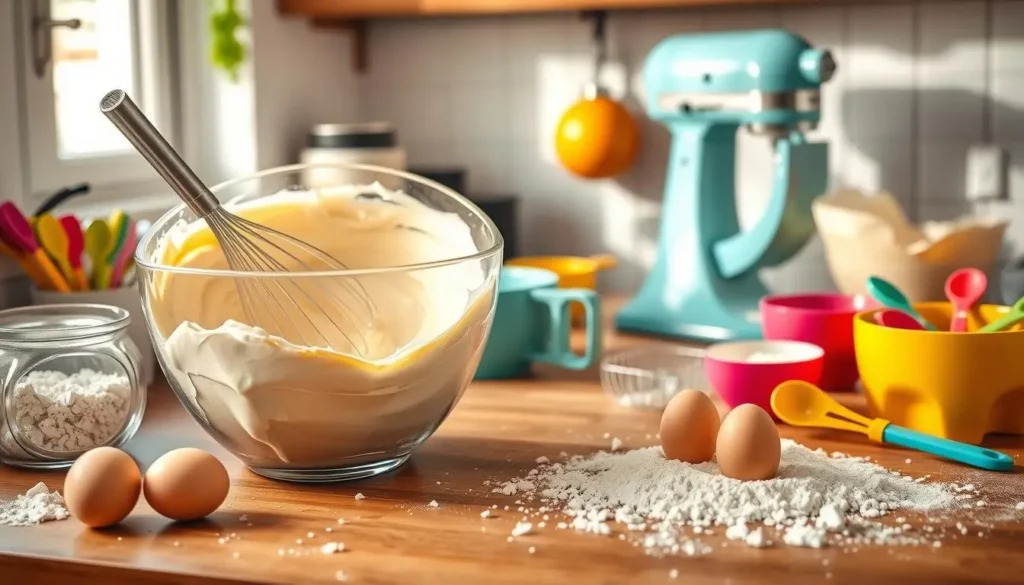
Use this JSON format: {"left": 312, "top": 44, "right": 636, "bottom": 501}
{"left": 0, "top": 304, "right": 130, "bottom": 343}
{"left": 307, "top": 122, "right": 397, "bottom": 149}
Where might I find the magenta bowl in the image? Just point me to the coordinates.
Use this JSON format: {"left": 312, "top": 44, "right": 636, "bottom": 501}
{"left": 704, "top": 340, "right": 825, "bottom": 417}
{"left": 760, "top": 293, "right": 872, "bottom": 392}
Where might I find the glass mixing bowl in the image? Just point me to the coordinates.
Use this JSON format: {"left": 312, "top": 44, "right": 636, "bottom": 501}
{"left": 135, "top": 163, "right": 503, "bottom": 482}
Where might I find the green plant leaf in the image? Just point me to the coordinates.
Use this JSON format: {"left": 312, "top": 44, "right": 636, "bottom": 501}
{"left": 209, "top": 0, "right": 246, "bottom": 82}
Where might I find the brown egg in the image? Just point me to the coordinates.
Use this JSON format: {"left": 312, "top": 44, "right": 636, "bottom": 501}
{"left": 64, "top": 447, "right": 142, "bottom": 528}
{"left": 143, "top": 448, "right": 230, "bottom": 521}
{"left": 659, "top": 389, "right": 721, "bottom": 463}
{"left": 715, "top": 404, "right": 781, "bottom": 481}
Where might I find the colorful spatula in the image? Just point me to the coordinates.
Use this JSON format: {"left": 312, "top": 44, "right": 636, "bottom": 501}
{"left": 0, "top": 238, "right": 16, "bottom": 260}
{"left": 35, "top": 213, "right": 82, "bottom": 291}
{"left": 109, "top": 218, "right": 136, "bottom": 288}
{"left": 0, "top": 217, "right": 48, "bottom": 287}
{"left": 0, "top": 202, "right": 70, "bottom": 292}
{"left": 771, "top": 380, "right": 1013, "bottom": 471}
{"left": 59, "top": 215, "right": 89, "bottom": 291}
{"left": 98, "top": 210, "right": 130, "bottom": 289}
{"left": 85, "top": 219, "right": 112, "bottom": 290}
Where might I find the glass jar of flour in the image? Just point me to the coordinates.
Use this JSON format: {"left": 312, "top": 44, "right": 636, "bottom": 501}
{"left": 0, "top": 304, "right": 146, "bottom": 468}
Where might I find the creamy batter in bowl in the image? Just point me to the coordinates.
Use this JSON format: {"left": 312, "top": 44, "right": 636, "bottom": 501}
{"left": 136, "top": 163, "right": 502, "bottom": 482}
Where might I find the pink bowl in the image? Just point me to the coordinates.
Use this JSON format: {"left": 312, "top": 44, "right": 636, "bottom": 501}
{"left": 704, "top": 340, "right": 825, "bottom": 417}
{"left": 760, "top": 293, "right": 872, "bottom": 392}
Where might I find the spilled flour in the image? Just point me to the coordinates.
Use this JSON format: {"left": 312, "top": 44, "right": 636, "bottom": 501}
{"left": 0, "top": 482, "right": 69, "bottom": 526}
{"left": 495, "top": 440, "right": 976, "bottom": 555}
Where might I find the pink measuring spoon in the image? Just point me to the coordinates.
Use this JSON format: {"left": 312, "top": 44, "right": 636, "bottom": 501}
{"left": 874, "top": 309, "right": 926, "bottom": 330}
{"left": 945, "top": 268, "right": 987, "bottom": 333}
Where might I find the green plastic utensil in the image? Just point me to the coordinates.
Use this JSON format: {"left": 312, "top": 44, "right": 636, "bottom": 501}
{"left": 978, "top": 296, "right": 1024, "bottom": 333}
{"left": 85, "top": 219, "right": 111, "bottom": 289}
{"left": 866, "top": 276, "right": 938, "bottom": 331}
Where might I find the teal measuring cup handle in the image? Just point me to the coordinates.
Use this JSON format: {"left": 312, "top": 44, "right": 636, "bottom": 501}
{"left": 882, "top": 425, "right": 1014, "bottom": 471}
{"left": 528, "top": 288, "right": 602, "bottom": 370}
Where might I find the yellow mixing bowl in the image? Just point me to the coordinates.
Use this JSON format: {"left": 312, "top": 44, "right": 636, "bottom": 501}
{"left": 505, "top": 255, "right": 616, "bottom": 322}
{"left": 854, "top": 302, "right": 1024, "bottom": 445}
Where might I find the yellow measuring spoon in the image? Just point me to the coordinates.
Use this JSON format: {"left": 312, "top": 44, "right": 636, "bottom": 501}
{"left": 770, "top": 381, "right": 1013, "bottom": 471}
{"left": 35, "top": 213, "right": 81, "bottom": 291}
{"left": 85, "top": 219, "right": 111, "bottom": 289}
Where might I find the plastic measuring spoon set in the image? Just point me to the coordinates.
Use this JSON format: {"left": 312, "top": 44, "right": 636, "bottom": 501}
{"left": 868, "top": 270, "right": 1024, "bottom": 333}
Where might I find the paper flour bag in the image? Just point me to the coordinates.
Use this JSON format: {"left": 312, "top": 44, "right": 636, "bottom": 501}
{"left": 813, "top": 189, "right": 1008, "bottom": 302}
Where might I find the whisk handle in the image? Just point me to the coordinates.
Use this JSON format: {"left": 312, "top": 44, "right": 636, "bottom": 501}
{"left": 99, "top": 89, "right": 219, "bottom": 218}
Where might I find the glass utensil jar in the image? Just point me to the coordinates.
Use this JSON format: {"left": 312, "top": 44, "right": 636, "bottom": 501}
{"left": 0, "top": 304, "right": 146, "bottom": 469}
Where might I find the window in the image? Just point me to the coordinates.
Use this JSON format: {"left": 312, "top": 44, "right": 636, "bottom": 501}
{"left": 17, "top": 0, "right": 176, "bottom": 204}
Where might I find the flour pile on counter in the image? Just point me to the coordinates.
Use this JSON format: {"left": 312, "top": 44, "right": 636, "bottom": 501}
{"left": 10, "top": 370, "right": 131, "bottom": 452}
{"left": 0, "top": 482, "right": 69, "bottom": 526}
{"left": 494, "top": 440, "right": 967, "bottom": 554}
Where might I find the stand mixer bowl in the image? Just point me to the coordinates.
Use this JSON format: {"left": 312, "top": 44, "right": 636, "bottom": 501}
{"left": 135, "top": 163, "right": 503, "bottom": 482}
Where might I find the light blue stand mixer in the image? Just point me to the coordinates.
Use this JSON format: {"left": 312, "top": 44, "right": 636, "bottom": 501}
{"left": 617, "top": 29, "right": 836, "bottom": 342}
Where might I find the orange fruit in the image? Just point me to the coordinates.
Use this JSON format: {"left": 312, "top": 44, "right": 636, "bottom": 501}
{"left": 555, "top": 96, "right": 640, "bottom": 179}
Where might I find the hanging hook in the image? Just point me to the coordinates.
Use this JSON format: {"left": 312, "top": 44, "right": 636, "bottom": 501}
{"left": 580, "top": 10, "right": 608, "bottom": 100}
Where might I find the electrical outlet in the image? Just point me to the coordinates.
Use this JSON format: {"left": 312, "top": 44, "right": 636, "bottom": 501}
{"left": 965, "top": 145, "right": 1008, "bottom": 201}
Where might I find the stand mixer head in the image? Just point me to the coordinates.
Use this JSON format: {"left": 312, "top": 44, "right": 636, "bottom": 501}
{"left": 617, "top": 29, "right": 836, "bottom": 342}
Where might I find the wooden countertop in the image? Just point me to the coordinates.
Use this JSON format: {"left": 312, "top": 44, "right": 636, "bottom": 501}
{"left": 1, "top": 299, "right": 1023, "bottom": 585}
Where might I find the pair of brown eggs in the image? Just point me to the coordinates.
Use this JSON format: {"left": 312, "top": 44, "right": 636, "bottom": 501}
{"left": 659, "top": 389, "right": 782, "bottom": 481}
{"left": 64, "top": 446, "right": 230, "bottom": 528}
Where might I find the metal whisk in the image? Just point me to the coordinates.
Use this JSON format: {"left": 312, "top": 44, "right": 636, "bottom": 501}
{"left": 100, "top": 89, "right": 376, "bottom": 355}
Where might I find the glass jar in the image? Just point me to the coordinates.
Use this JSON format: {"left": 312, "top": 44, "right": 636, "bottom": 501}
{"left": 0, "top": 304, "right": 147, "bottom": 468}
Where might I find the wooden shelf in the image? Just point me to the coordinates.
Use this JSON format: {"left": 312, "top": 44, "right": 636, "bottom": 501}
{"left": 278, "top": 0, "right": 829, "bottom": 74}
{"left": 278, "top": 0, "right": 819, "bottom": 20}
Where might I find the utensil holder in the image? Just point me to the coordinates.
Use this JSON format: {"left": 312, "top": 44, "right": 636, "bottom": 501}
{"left": 31, "top": 285, "right": 155, "bottom": 387}
{"left": 0, "top": 271, "right": 32, "bottom": 311}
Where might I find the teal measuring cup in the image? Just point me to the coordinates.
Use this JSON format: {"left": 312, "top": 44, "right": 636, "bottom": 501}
{"left": 475, "top": 267, "right": 602, "bottom": 379}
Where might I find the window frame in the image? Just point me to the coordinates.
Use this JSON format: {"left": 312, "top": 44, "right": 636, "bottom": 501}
{"left": 14, "top": 0, "right": 179, "bottom": 208}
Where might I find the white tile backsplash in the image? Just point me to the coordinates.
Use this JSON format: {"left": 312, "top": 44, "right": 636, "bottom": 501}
{"left": 845, "top": 4, "right": 916, "bottom": 82}
{"left": 917, "top": 79, "right": 988, "bottom": 140}
{"left": 990, "top": 75, "right": 1024, "bottom": 141}
{"left": 844, "top": 140, "right": 916, "bottom": 209}
{"left": 917, "top": 1, "right": 987, "bottom": 72}
{"left": 345, "top": 0, "right": 1024, "bottom": 292}
{"left": 449, "top": 86, "right": 511, "bottom": 143}
{"left": 447, "top": 18, "right": 511, "bottom": 86}
{"left": 918, "top": 141, "right": 976, "bottom": 202}
{"left": 508, "top": 15, "right": 570, "bottom": 86}
{"left": 991, "top": 0, "right": 1024, "bottom": 72}
{"left": 703, "top": 6, "right": 781, "bottom": 30}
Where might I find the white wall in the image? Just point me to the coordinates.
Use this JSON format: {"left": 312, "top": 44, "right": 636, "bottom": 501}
{"left": 249, "top": 1, "right": 360, "bottom": 170}
{"left": 344, "top": 0, "right": 1024, "bottom": 294}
